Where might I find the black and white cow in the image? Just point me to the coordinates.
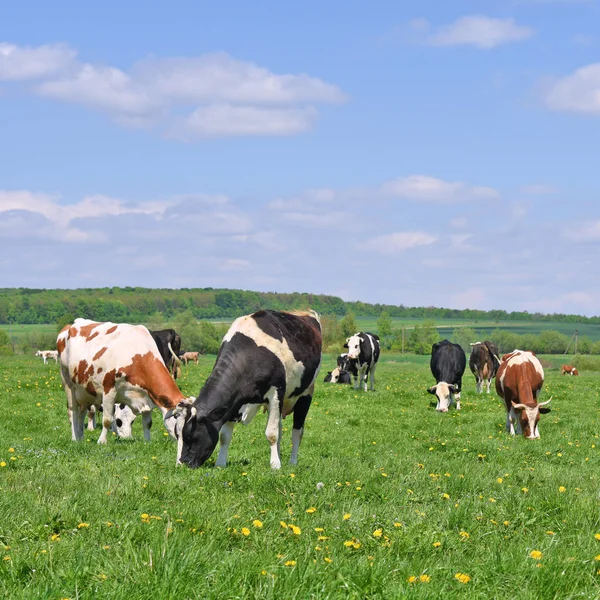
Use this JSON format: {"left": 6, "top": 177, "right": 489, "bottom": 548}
{"left": 149, "top": 328, "right": 182, "bottom": 380}
{"left": 323, "top": 367, "right": 352, "bottom": 384}
{"left": 469, "top": 341, "right": 500, "bottom": 394}
{"left": 428, "top": 339, "right": 466, "bottom": 412}
{"left": 343, "top": 332, "right": 380, "bottom": 391}
{"left": 165, "top": 310, "right": 322, "bottom": 469}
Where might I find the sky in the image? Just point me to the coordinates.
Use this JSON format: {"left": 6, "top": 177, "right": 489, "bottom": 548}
{"left": 1, "top": 0, "right": 600, "bottom": 316}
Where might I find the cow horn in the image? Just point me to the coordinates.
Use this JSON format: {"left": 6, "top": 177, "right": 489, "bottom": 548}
{"left": 511, "top": 401, "right": 528, "bottom": 410}
{"left": 538, "top": 397, "right": 552, "bottom": 407}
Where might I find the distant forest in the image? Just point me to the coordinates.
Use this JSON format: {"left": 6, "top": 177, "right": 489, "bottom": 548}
{"left": 0, "top": 286, "right": 598, "bottom": 325}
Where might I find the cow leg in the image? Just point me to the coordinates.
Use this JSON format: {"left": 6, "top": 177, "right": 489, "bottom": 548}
{"left": 454, "top": 392, "right": 461, "bottom": 411}
{"left": 290, "top": 393, "right": 312, "bottom": 465}
{"left": 265, "top": 387, "right": 282, "bottom": 469}
{"left": 369, "top": 364, "right": 377, "bottom": 391}
{"left": 71, "top": 403, "right": 86, "bottom": 441}
{"left": 215, "top": 421, "right": 235, "bottom": 467}
{"left": 475, "top": 376, "right": 482, "bottom": 393}
{"left": 87, "top": 407, "right": 96, "bottom": 430}
{"left": 98, "top": 393, "right": 117, "bottom": 444}
{"left": 485, "top": 378, "right": 491, "bottom": 394}
{"left": 141, "top": 411, "right": 153, "bottom": 441}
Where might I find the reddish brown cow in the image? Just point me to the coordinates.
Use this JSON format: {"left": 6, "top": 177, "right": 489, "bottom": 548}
{"left": 496, "top": 350, "right": 551, "bottom": 439}
{"left": 561, "top": 364, "right": 579, "bottom": 376}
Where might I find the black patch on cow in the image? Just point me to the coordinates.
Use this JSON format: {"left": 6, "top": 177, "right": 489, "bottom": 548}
{"left": 430, "top": 340, "right": 466, "bottom": 390}
{"left": 115, "top": 419, "right": 123, "bottom": 428}
{"left": 149, "top": 328, "right": 182, "bottom": 378}
{"left": 119, "top": 403, "right": 126, "bottom": 410}
{"left": 347, "top": 332, "right": 380, "bottom": 388}
{"left": 469, "top": 341, "right": 500, "bottom": 380}
{"left": 324, "top": 371, "right": 332, "bottom": 382}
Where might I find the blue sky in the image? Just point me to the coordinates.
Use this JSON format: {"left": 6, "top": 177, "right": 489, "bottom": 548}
{"left": 1, "top": 0, "right": 599, "bottom": 315}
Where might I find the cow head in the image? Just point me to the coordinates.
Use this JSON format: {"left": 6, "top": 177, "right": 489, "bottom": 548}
{"left": 165, "top": 399, "right": 219, "bottom": 468}
{"left": 511, "top": 398, "right": 551, "bottom": 439}
{"left": 427, "top": 382, "right": 458, "bottom": 412}
{"left": 345, "top": 335, "right": 361, "bottom": 360}
{"left": 112, "top": 404, "right": 136, "bottom": 438}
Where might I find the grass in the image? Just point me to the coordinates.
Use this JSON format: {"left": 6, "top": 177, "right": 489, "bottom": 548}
{"left": 1, "top": 353, "right": 600, "bottom": 598}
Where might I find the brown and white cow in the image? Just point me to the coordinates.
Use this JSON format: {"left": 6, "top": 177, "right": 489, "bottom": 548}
{"left": 561, "top": 364, "right": 579, "bottom": 376}
{"left": 57, "top": 318, "right": 193, "bottom": 443}
{"left": 469, "top": 341, "right": 500, "bottom": 394}
{"left": 181, "top": 351, "right": 200, "bottom": 365}
{"left": 496, "top": 350, "right": 551, "bottom": 439}
{"left": 36, "top": 350, "right": 59, "bottom": 364}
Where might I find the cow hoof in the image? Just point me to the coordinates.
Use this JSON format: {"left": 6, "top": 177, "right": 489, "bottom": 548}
{"left": 270, "top": 460, "right": 282, "bottom": 469}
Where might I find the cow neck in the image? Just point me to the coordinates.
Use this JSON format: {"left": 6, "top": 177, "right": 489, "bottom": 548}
{"left": 515, "top": 374, "right": 536, "bottom": 406}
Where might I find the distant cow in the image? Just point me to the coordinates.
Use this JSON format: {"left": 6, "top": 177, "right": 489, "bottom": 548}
{"left": 165, "top": 310, "right": 322, "bottom": 469}
{"left": 496, "top": 350, "right": 551, "bottom": 439}
{"left": 181, "top": 351, "right": 200, "bottom": 365}
{"left": 324, "top": 367, "right": 352, "bottom": 384}
{"left": 149, "top": 329, "right": 182, "bottom": 379}
{"left": 561, "top": 364, "right": 579, "bottom": 376}
{"left": 469, "top": 341, "right": 500, "bottom": 393}
{"left": 429, "top": 340, "right": 466, "bottom": 412}
{"left": 57, "top": 319, "right": 193, "bottom": 443}
{"left": 343, "top": 332, "right": 380, "bottom": 391}
{"left": 36, "top": 350, "right": 58, "bottom": 364}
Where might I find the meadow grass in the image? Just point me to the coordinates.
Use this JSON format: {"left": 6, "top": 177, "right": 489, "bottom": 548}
{"left": 1, "top": 353, "right": 599, "bottom": 599}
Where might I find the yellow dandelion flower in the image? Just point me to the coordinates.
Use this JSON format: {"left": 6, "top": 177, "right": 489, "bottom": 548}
{"left": 497, "top": 477, "right": 503, "bottom": 484}
{"left": 595, "top": 533, "right": 600, "bottom": 541}
{"left": 442, "top": 493, "right": 450, "bottom": 500}
{"left": 459, "top": 531, "right": 470, "bottom": 539}
{"left": 324, "top": 556, "right": 332, "bottom": 563}
{"left": 261, "top": 570, "right": 267, "bottom": 575}
{"left": 284, "top": 560, "right": 296, "bottom": 567}
{"left": 289, "top": 473, "right": 295, "bottom": 478}
{"left": 103, "top": 545, "right": 110, "bottom": 550}
{"left": 381, "top": 472, "right": 388, "bottom": 477}
{"left": 546, "top": 531, "right": 555, "bottom": 535}
{"left": 314, "top": 527, "right": 324, "bottom": 532}
{"left": 529, "top": 550, "right": 542, "bottom": 560}
{"left": 289, "top": 525, "right": 301, "bottom": 535}
{"left": 77, "top": 522, "right": 89, "bottom": 529}
{"left": 318, "top": 535, "right": 329, "bottom": 541}
{"left": 455, "top": 573, "right": 471, "bottom": 584}
{"left": 306, "top": 507, "right": 317, "bottom": 514}
{"left": 8, "top": 448, "right": 14, "bottom": 453}
{"left": 241, "top": 527, "right": 250, "bottom": 536}
{"left": 407, "top": 576, "right": 417, "bottom": 584}
{"left": 433, "top": 541, "right": 441, "bottom": 548}
{"left": 50, "top": 534, "right": 60, "bottom": 541}
{"left": 489, "top": 498, "right": 496, "bottom": 503}
{"left": 559, "top": 486, "right": 566, "bottom": 493}
{"left": 343, "top": 513, "right": 351, "bottom": 520}
{"left": 503, "top": 521, "right": 510, "bottom": 526}
{"left": 373, "top": 528, "right": 383, "bottom": 538}
{"left": 141, "top": 513, "right": 149, "bottom": 519}
{"left": 3, "top": 556, "right": 11, "bottom": 561}
{"left": 280, "top": 521, "right": 288, "bottom": 529}
{"left": 394, "top": 522, "right": 402, "bottom": 528}
{"left": 0, "top": 462, "right": 6, "bottom": 468}
{"left": 594, "top": 555, "right": 600, "bottom": 561}
{"left": 419, "top": 574, "right": 431, "bottom": 583}
{"left": 522, "top": 487, "right": 528, "bottom": 493}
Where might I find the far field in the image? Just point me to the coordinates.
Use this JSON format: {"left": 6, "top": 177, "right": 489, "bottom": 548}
{"left": 1, "top": 352, "right": 599, "bottom": 598}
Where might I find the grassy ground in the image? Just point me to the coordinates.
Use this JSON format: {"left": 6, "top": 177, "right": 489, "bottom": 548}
{"left": 1, "top": 353, "right": 599, "bottom": 599}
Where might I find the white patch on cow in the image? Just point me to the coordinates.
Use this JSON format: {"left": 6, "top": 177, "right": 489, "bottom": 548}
{"left": 239, "top": 403, "right": 262, "bottom": 425}
{"left": 330, "top": 367, "right": 341, "bottom": 383}
{"left": 264, "top": 386, "right": 282, "bottom": 469}
{"left": 223, "top": 314, "right": 311, "bottom": 401}
{"left": 346, "top": 334, "right": 361, "bottom": 360}
{"left": 498, "top": 350, "right": 543, "bottom": 391}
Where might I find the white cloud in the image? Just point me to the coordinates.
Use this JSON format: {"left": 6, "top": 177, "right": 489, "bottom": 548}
{"left": 0, "top": 42, "right": 76, "bottom": 81}
{"left": 362, "top": 231, "right": 437, "bottom": 254}
{"left": 168, "top": 104, "right": 318, "bottom": 140}
{"left": 381, "top": 175, "right": 500, "bottom": 203}
{"left": 519, "top": 184, "right": 558, "bottom": 195}
{"left": 2, "top": 42, "right": 345, "bottom": 139}
{"left": 427, "top": 16, "right": 534, "bottom": 49}
{"left": 545, "top": 63, "right": 600, "bottom": 114}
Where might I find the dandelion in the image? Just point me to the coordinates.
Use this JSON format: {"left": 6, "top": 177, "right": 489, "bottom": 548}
{"left": 442, "top": 493, "right": 450, "bottom": 500}
{"left": 8, "top": 448, "right": 14, "bottom": 453}
{"left": 280, "top": 521, "right": 288, "bottom": 529}
{"left": 318, "top": 536, "right": 329, "bottom": 541}
{"left": 324, "top": 556, "right": 332, "bottom": 563}
{"left": 373, "top": 529, "right": 383, "bottom": 538}
{"left": 394, "top": 522, "right": 402, "bottom": 528}
{"left": 306, "top": 507, "right": 317, "bottom": 514}
{"left": 455, "top": 573, "right": 471, "bottom": 584}
{"left": 459, "top": 531, "right": 470, "bottom": 539}
{"left": 504, "top": 521, "right": 510, "bottom": 527}
{"left": 3, "top": 556, "right": 10, "bottom": 561}
{"left": 497, "top": 477, "right": 503, "bottom": 484}
{"left": 77, "top": 522, "right": 89, "bottom": 529}
{"left": 595, "top": 533, "right": 600, "bottom": 541}
{"left": 381, "top": 472, "right": 388, "bottom": 477}
{"left": 0, "top": 462, "right": 6, "bottom": 468}
{"left": 103, "top": 545, "right": 110, "bottom": 550}
{"left": 343, "top": 513, "right": 351, "bottom": 520}
{"left": 252, "top": 520, "right": 263, "bottom": 528}
{"left": 433, "top": 541, "right": 442, "bottom": 548}
{"left": 50, "top": 534, "right": 60, "bottom": 542}
{"left": 241, "top": 527, "right": 250, "bottom": 537}
{"left": 529, "top": 550, "right": 543, "bottom": 560}
{"left": 344, "top": 538, "right": 361, "bottom": 549}
{"left": 261, "top": 570, "right": 268, "bottom": 575}
{"left": 289, "top": 473, "right": 295, "bottom": 478}
{"left": 594, "top": 555, "right": 600, "bottom": 561}
{"left": 546, "top": 531, "right": 555, "bottom": 536}
{"left": 284, "top": 560, "right": 296, "bottom": 567}
{"left": 522, "top": 487, "right": 528, "bottom": 493}
{"left": 559, "top": 486, "right": 566, "bottom": 493}
{"left": 316, "top": 482, "right": 325, "bottom": 490}
{"left": 289, "top": 525, "right": 301, "bottom": 535}
{"left": 489, "top": 498, "right": 497, "bottom": 503}
{"left": 419, "top": 574, "right": 431, "bottom": 583}
{"left": 314, "top": 527, "right": 324, "bottom": 532}
{"left": 407, "top": 576, "right": 417, "bottom": 584}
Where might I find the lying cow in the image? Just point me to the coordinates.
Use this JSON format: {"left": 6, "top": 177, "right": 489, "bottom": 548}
{"left": 181, "top": 351, "right": 200, "bottom": 365}
{"left": 323, "top": 367, "right": 352, "bottom": 384}
{"left": 149, "top": 328, "right": 183, "bottom": 380}
{"left": 469, "top": 341, "right": 500, "bottom": 393}
{"left": 496, "top": 350, "right": 551, "bottom": 439}
{"left": 343, "top": 332, "right": 380, "bottom": 391}
{"left": 57, "top": 319, "right": 193, "bottom": 443}
{"left": 36, "top": 350, "right": 59, "bottom": 364}
{"left": 428, "top": 340, "right": 466, "bottom": 412}
{"left": 166, "top": 309, "right": 322, "bottom": 469}
{"left": 561, "top": 364, "right": 579, "bottom": 376}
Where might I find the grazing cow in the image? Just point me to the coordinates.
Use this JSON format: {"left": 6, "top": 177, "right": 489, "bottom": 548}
{"left": 561, "top": 364, "right": 579, "bottom": 376}
{"left": 165, "top": 310, "right": 322, "bottom": 469}
{"left": 496, "top": 350, "right": 551, "bottom": 439}
{"left": 36, "top": 350, "right": 59, "bottom": 364}
{"left": 323, "top": 367, "right": 352, "bottom": 384}
{"left": 343, "top": 332, "right": 380, "bottom": 391}
{"left": 181, "top": 351, "right": 200, "bottom": 365}
{"left": 57, "top": 319, "right": 193, "bottom": 443}
{"left": 149, "top": 329, "right": 182, "bottom": 380}
{"left": 469, "top": 341, "right": 500, "bottom": 393}
{"left": 429, "top": 340, "right": 466, "bottom": 412}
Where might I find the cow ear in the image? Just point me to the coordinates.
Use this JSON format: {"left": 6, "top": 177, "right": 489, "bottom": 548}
{"left": 343, "top": 342, "right": 348, "bottom": 349}
{"left": 448, "top": 384, "right": 458, "bottom": 393}
{"left": 427, "top": 386, "right": 437, "bottom": 395}
{"left": 539, "top": 407, "right": 551, "bottom": 414}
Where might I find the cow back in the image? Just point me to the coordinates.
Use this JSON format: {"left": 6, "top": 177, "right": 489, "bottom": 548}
{"left": 431, "top": 340, "right": 466, "bottom": 386}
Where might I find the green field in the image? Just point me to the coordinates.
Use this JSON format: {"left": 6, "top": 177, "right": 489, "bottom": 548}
{"left": 1, "top": 352, "right": 599, "bottom": 598}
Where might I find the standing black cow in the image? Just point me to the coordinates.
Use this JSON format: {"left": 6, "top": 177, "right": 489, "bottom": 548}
{"left": 343, "top": 332, "right": 380, "bottom": 391}
{"left": 165, "top": 310, "right": 322, "bottom": 469}
{"left": 469, "top": 341, "right": 500, "bottom": 394}
{"left": 149, "top": 329, "right": 182, "bottom": 380}
{"left": 428, "top": 339, "right": 466, "bottom": 412}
